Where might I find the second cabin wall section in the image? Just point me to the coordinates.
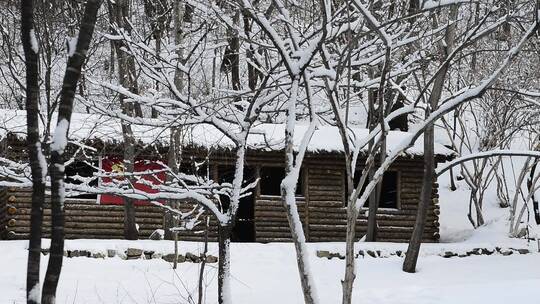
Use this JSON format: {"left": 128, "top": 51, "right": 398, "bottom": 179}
{"left": 175, "top": 151, "right": 440, "bottom": 242}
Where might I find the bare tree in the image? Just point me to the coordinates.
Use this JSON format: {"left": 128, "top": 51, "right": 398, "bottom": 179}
{"left": 20, "top": 0, "right": 46, "bottom": 302}
{"left": 403, "top": 4, "right": 458, "bottom": 273}
{"left": 41, "top": 1, "right": 102, "bottom": 302}
{"left": 107, "top": 0, "right": 141, "bottom": 239}
{"left": 19, "top": 0, "right": 103, "bottom": 303}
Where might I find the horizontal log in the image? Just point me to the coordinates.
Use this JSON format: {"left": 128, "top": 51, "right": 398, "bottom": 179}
{"left": 256, "top": 226, "right": 301, "bottom": 232}
{"left": 255, "top": 220, "right": 307, "bottom": 227}
{"left": 256, "top": 231, "right": 293, "bottom": 238}
{"left": 255, "top": 205, "right": 304, "bottom": 212}
{"left": 257, "top": 199, "right": 305, "bottom": 205}
{"left": 307, "top": 208, "right": 438, "bottom": 218}
{"left": 308, "top": 185, "right": 343, "bottom": 191}
{"left": 9, "top": 200, "right": 164, "bottom": 210}
{"left": 309, "top": 224, "right": 438, "bottom": 233}
{"left": 13, "top": 214, "right": 164, "bottom": 223}
{"left": 308, "top": 190, "right": 343, "bottom": 197}
{"left": 256, "top": 237, "right": 292, "bottom": 242}
{"left": 308, "top": 230, "right": 437, "bottom": 239}
{"left": 13, "top": 209, "right": 165, "bottom": 219}
{"left": 308, "top": 195, "right": 345, "bottom": 201}
{"left": 255, "top": 211, "right": 305, "bottom": 218}
{"left": 308, "top": 218, "right": 439, "bottom": 227}
{"left": 13, "top": 219, "right": 163, "bottom": 230}
{"left": 9, "top": 226, "right": 157, "bottom": 235}
{"left": 306, "top": 207, "right": 347, "bottom": 214}
{"left": 308, "top": 169, "right": 342, "bottom": 176}
{"left": 10, "top": 203, "right": 165, "bottom": 212}
{"left": 307, "top": 201, "right": 345, "bottom": 208}
{"left": 308, "top": 178, "right": 344, "bottom": 186}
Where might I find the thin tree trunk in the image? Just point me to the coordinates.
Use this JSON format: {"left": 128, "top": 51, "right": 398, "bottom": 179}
{"left": 281, "top": 77, "right": 318, "bottom": 304}
{"left": 164, "top": 0, "right": 185, "bottom": 239}
{"left": 198, "top": 216, "right": 210, "bottom": 304}
{"left": 173, "top": 231, "right": 178, "bottom": 269}
{"left": 41, "top": 2, "right": 102, "bottom": 302}
{"left": 108, "top": 0, "right": 140, "bottom": 239}
{"left": 449, "top": 112, "right": 458, "bottom": 191}
{"left": 217, "top": 226, "right": 232, "bottom": 304}
{"left": 365, "top": 67, "right": 379, "bottom": 242}
{"left": 341, "top": 204, "right": 357, "bottom": 304}
{"left": 529, "top": 161, "right": 540, "bottom": 224}
{"left": 222, "top": 11, "right": 240, "bottom": 93}
{"left": 509, "top": 157, "right": 534, "bottom": 235}
{"left": 402, "top": 123, "right": 434, "bottom": 273}
{"left": 365, "top": 167, "right": 378, "bottom": 241}
{"left": 243, "top": 12, "right": 259, "bottom": 90}
{"left": 21, "top": 1, "right": 45, "bottom": 302}
{"left": 218, "top": 146, "right": 246, "bottom": 304}
{"left": 403, "top": 4, "right": 457, "bottom": 273}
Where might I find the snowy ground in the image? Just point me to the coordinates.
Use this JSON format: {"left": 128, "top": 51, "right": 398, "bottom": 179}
{"left": 1, "top": 164, "right": 539, "bottom": 303}
{"left": 0, "top": 239, "right": 539, "bottom": 304}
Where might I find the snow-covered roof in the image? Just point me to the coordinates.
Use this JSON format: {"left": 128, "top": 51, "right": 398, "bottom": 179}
{"left": 0, "top": 109, "right": 454, "bottom": 157}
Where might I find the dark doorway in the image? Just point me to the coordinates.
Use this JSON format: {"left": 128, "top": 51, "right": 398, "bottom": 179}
{"left": 379, "top": 171, "right": 398, "bottom": 208}
{"left": 217, "top": 165, "right": 256, "bottom": 242}
{"left": 345, "top": 170, "right": 399, "bottom": 209}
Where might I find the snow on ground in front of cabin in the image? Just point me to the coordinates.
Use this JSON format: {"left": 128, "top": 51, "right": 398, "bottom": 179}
{"left": 0, "top": 240, "right": 539, "bottom": 304}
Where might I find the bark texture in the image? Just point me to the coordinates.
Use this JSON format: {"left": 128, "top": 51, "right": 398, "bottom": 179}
{"left": 108, "top": 0, "right": 140, "bottom": 240}
{"left": 403, "top": 5, "right": 456, "bottom": 273}
{"left": 41, "top": 1, "right": 103, "bottom": 302}
{"left": 21, "top": 1, "right": 45, "bottom": 302}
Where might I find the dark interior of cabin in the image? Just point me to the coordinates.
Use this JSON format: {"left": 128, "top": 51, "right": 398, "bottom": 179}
{"left": 346, "top": 170, "right": 399, "bottom": 209}
{"left": 218, "top": 165, "right": 256, "bottom": 242}
{"left": 65, "top": 161, "right": 98, "bottom": 199}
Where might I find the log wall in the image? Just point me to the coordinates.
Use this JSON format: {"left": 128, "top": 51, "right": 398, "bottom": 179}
{"left": 0, "top": 187, "right": 7, "bottom": 239}
{"left": 304, "top": 158, "right": 439, "bottom": 243}
{"left": 3, "top": 187, "right": 164, "bottom": 239}
{"left": 0, "top": 153, "right": 440, "bottom": 243}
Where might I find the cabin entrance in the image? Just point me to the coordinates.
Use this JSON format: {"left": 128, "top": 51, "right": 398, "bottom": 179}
{"left": 217, "top": 165, "right": 256, "bottom": 242}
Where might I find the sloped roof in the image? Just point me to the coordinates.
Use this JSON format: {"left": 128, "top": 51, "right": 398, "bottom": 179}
{"left": 0, "top": 109, "right": 454, "bottom": 157}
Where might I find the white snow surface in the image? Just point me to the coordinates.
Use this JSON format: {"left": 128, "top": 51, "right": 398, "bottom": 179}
{"left": 35, "top": 142, "right": 47, "bottom": 180}
{"left": 27, "top": 283, "right": 40, "bottom": 303}
{"left": 49, "top": 118, "right": 69, "bottom": 153}
{"left": 29, "top": 29, "right": 39, "bottom": 54}
{"left": 0, "top": 239, "right": 538, "bottom": 304}
{"left": 0, "top": 109, "right": 454, "bottom": 156}
{"left": 67, "top": 36, "right": 78, "bottom": 57}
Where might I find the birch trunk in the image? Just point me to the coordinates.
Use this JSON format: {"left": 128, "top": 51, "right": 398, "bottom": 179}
{"left": 218, "top": 146, "right": 245, "bottom": 304}
{"left": 281, "top": 77, "right": 318, "bottom": 304}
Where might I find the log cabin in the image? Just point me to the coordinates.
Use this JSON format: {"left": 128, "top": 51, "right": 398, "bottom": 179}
{"left": 0, "top": 110, "right": 454, "bottom": 242}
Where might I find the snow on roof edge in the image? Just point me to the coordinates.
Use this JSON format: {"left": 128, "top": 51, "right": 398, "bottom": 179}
{"left": 0, "top": 109, "right": 455, "bottom": 157}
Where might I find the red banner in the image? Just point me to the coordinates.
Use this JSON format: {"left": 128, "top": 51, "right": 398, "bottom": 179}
{"left": 99, "top": 157, "right": 166, "bottom": 205}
